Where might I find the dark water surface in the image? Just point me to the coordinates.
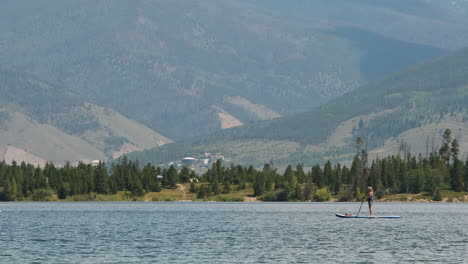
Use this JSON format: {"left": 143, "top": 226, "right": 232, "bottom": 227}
{"left": 0, "top": 202, "right": 466, "bottom": 263}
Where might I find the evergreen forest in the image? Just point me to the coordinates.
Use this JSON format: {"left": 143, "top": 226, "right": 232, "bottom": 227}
{"left": 0, "top": 129, "right": 466, "bottom": 202}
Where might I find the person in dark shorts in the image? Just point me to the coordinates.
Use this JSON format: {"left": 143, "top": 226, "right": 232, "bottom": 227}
{"left": 367, "top": 186, "right": 374, "bottom": 216}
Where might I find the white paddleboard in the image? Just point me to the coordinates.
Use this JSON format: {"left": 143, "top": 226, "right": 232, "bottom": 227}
{"left": 336, "top": 213, "right": 400, "bottom": 219}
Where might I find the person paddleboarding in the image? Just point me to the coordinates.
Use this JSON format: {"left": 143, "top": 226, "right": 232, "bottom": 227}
{"left": 366, "top": 186, "right": 374, "bottom": 216}
{"left": 336, "top": 186, "right": 400, "bottom": 218}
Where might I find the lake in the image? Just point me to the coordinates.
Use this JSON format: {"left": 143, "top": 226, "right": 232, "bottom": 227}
{"left": 0, "top": 202, "right": 466, "bottom": 263}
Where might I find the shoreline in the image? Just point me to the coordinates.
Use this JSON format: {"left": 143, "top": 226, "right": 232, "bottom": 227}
{"left": 2, "top": 188, "right": 467, "bottom": 203}
{"left": 1, "top": 200, "right": 466, "bottom": 203}
{"left": 2, "top": 198, "right": 467, "bottom": 203}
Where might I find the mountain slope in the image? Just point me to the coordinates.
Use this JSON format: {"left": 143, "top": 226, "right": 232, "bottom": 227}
{"left": 0, "top": 0, "right": 447, "bottom": 140}
{"left": 0, "top": 111, "right": 106, "bottom": 164}
{"left": 0, "top": 145, "right": 47, "bottom": 168}
{"left": 70, "top": 103, "right": 172, "bottom": 158}
{"left": 0, "top": 70, "right": 170, "bottom": 164}
{"left": 242, "top": 0, "right": 468, "bottom": 50}
{"left": 127, "top": 47, "right": 468, "bottom": 166}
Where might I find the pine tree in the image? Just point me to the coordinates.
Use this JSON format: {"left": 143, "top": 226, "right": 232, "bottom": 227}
{"left": 85, "top": 163, "right": 96, "bottom": 193}
{"left": 333, "top": 164, "right": 342, "bottom": 194}
{"left": 189, "top": 182, "right": 196, "bottom": 193}
{"left": 253, "top": 173, "right": 265, "bottom": 196}
{"left": 222, "top": 181, "right": 231, "bottom": 194}
{"left": 341, "top": 166, "right": 351, "bottom": 185}
{"left": 215, "top": 160, "right": 224, "bottom": 182}
{"left": 161, "top": 168, "right": 169, "bottom": 187}
{"left": 34, "top": 166, "right": 47, "bottom": 190}
{"left": 311, "top": 165, "right": 322, "bottom": 188}
{"left": 302, "top": 181, "right": 316, "bottom": 201}
{"left": 424, "top": 168, "right": 443, "bottom": 195}
{"left": 439, "top": 129, "right": 452, "bottom": 164}
{"left": 450, "top": 158, "right": 465, "bottom": 191}
{"left": 58, "top": 183, "right": 71, "bottom": 199}
{"left": 167, "top": 165, "right": 179, "bottom": 188}
{"left": 246, "top": 165, "right": 256, "bottom": 182}
{"left": 197, "top": 184, "right": 210, "bottom": 199}
{"left": 350, "top": 154, "right": 362, "bottom": 196}
{"left": 179, "top": 166, "right": 191, "bottom": 183}
{"left": 130, "top": 174, "right": 144, "bottom": 196}
{"left": 433, "top": 188, "right": 443, "bottom": 201}
{"left": 451, "top": 138, "right": 459, "bottom": 162}
{"left": 211, "top": 179, "right": 220, "bottom": 195}
{"left": 261, "top": 163, "right": 277, "bottom": 190}
{"left": 21, "top": 164, "right": 34, "bottom": 197}
{"left": 465, "top": 158, "right": 468, "bottom": 191}
{"left": 381, "top": 159, "right": 388, "bottom": 188}
{"left": 5, "top": 178, "right": 17, "bottom": 201}
{"left": 292, "top": 183, "right": 301, "bottom": 200}
{"left": 398, "top": 161, "right": 409, "bottom": 193}
{"left": 407, "top": 168, "right": 424, "bottom": 194}
{"left": 95, "top": 162, "right": 109, "bottom": 194}
{"left": 386, "top": 156, "right": 397, "bottom": 191}
{"left": 323, "top": 160, "right": 333, "bottom": 189}
{"left": 283, "top": 165, "right": 297, "bottom": 188}
{"left": 295, "top": 163, "right": 306, "bottom": 184}
{"left": 44, "top": 163, "right": 60, "bottom": 191}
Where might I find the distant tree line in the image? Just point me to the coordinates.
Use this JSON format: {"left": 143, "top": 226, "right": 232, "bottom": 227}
{"left": 0, "top": 129, "right": 467, "bottom": 201}
{"left": 0, "top": 157, "right": 196, "bottom": 201}
{"left": 192, "top": 129, "right": 466, "bottom": 201}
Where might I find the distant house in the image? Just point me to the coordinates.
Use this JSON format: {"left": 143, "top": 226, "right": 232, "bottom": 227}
{"left": 181, "top": 157, "right": 197, "bottom": 166}
{"left": 156, "top": 175, "right": 163, "bottom": 179}
{"left": 213, "top": 153, "right": 225, "bottom": 161}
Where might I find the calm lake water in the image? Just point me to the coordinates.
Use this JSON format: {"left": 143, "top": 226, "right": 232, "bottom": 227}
{"left": 0, "top": 202, "right": 466, "bottom": 263}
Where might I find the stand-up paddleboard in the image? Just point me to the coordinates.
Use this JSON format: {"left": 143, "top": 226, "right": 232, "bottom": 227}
{"left": 336, "top": 213, "right": 400, "bottom": 219}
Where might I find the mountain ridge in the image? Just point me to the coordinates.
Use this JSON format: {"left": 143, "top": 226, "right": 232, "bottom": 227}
{"left": 0, "top": 0, "right": 448, "bottom": 140}
{"left": 126, "top": 46, "right": 468, "bottom": 166}
{"left": 0, "top": 70, "right": 171, "bottom": 165}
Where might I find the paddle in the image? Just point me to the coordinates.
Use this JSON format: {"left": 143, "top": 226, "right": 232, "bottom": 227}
{"left": 356, "top": 193, "right": 367, "bottom": 217}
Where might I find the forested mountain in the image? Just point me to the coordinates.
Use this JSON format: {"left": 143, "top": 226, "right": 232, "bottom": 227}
{"left": 241, "top": 0, "right": 468, "bottom": 50}
{"left": 0, "top": 70, "right": 170, "bottom": 165}
{"left": 0, "top": 0, "right": 449, "bottom": 140}
{"left": 127, "top": 47, "right": 468, "bottom": 166}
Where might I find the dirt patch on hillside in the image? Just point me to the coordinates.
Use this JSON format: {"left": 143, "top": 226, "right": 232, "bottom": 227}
{"left": 225, "top": 96, "right": 281, "bottom": 120}
{"left": 112, "top": 143, "right": 141, "bottom": 159}
{"left": 2, "top": 145, "right": 47, "bottom": 167}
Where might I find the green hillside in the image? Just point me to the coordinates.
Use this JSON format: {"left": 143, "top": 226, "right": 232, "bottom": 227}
{"left": 127, "top": 47, "right": 468, "bottom": 166}
{"left": 0, "top": 0, "right": 447, "bottom": 140}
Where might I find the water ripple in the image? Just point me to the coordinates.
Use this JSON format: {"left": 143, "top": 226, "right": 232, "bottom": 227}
{"left": 0, "top": 202, "right": 466, "bottom": 263}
